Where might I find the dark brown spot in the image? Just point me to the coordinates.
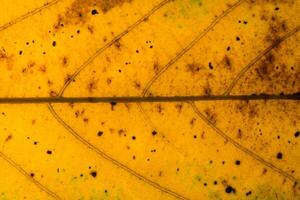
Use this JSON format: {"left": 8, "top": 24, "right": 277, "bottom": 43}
{"left": 225, "top": 185, "right": 236, "bottom": 194}
{"left": 276, "top": 152, "right": 283, "bottom": 159}
{"left": 90, "top": 171, "right": 97, "bottom": 177}
{"left": 46, "top": 150, "right": 52, "bottom": 154}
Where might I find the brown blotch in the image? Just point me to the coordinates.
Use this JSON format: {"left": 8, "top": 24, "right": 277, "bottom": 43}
{"left": 53, "top": 0, "right": 132, "bottom": 30}
{"left": 264, "top": 15, "right": 288, "bottom": 45}
{"left": 256, "top": 53, "right": 275, "bottom": 81}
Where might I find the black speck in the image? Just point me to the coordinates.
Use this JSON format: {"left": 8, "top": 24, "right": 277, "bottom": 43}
{"left": 276, "top": 152, "right": 283, "bottom": 159}
{"left": 52, "top": 41, "right": 56, "bottom": 47}
{"left": 246, "top": 191, "right": 252, "bottom": 196}
{"left": 225, "top": 185, "right": 236, "bottom": 194}
{"left": 227, "top": 46, "right": 230, "bottom": 51}
{"left": 30, "top": 173, "right": 35, "bottom": 177}
{"left": 110, "top": 102, "right": 117, "bottom": 110}
{"left": 19, "top": 51, "right": 23, "bottom": 55}
{"left": 294, "top": 131, "right": 299, "bottom": 138}
{"left": 97, "top": 131, "right": 103, "bottom": 137}
{"left": 209, "top": 62, "right": 213, "bottom": 70}
{"left": 275, "top": 7, "right": 279, "bottom": 11}
{"left": 46, "top": 150, "right": 52, "bottom": 155}
{"left": 91, "top": 9, "right": 99, "bottom": 15}
{"left": 236, "top": 36, "right": 240, "bottom": 41}
{"left": 235, "top": 160, "right": 241, "bottom": 165}
{"left": 132, "top": 136, "right": 136, "bottom": 140}
{"left": 152, "top": 130, "right": 157, "bottom": 136}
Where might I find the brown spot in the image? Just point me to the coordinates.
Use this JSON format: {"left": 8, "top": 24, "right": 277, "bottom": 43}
{"left": 204, "top": 108, "right": 217, "bottom": 124}
{"left": 114, "top": 40, "right": 121, "bottom": 49}
{"left": 64, "top": 74, "right": 72, "bottom": 83}
{"left": 190, "top": 118, "right": 196, "bottom": 126}
{"left": 156, "top": 104, "right": 163, "bottom": 114}
{"left": 158, "top": 171, "right": 163, "bottom": 177}
{"left": 22, "top": 61, "right": 36, "bottom": 73}
{"left": 186, "top": 62, "right": 204, "bottom": 74}
{"left": 62, "top": 57, "right": 68, "bottom": 66}
{"left": 106, "top": 78, "right": 112, "bottom": 85}
{"left": 153, "top": 61, "right": 160, "bottom": 74}
{"left": 236, "top": 129, "right": 242, "bottom": 139}
{"left": 203, "top": 83, "right": 212, "bottom": 95}
{"left": 39, "top": 65, "right": 47, "bottom": 73}
{"left": 175, "top": 103, "right": 183, "bottom": 113}
{"left": 5, "top": 134, "right": 12, "bottom": 142}
{"left": 133, "top": 80, "right": 141, "bottom": 89}
{"left": 87, "top": 25, "right": 94, "bottom": 34}
{"left": 49, "top": 90, "right": 58, "bottom": 97}
{"left": 87, "top": 79, "right": 98, "bottom": 93}
{"left": 222, "top": 55, "right": 232, "bottom": 70}
{"left": 47, "top": 80, "right": 53, "bottom": 86}
{"left": 262, "top": 168, "right": 268, "bottom": 175}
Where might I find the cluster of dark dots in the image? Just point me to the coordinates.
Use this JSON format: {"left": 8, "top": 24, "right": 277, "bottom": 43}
{"left": 238, "top": 20, "right": 248, "bottom": 24}
{"left": 246, "top": 191, "right": 252, "bottom": 196}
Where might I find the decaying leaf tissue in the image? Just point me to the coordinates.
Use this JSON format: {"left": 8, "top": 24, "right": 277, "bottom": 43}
{"left": 0, "top": 0, "right": 299, "bottom": 199}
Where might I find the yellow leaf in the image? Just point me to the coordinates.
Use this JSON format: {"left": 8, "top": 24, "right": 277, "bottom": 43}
{"left": 0, "top": 0, "right": 299, "bottom": 199}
